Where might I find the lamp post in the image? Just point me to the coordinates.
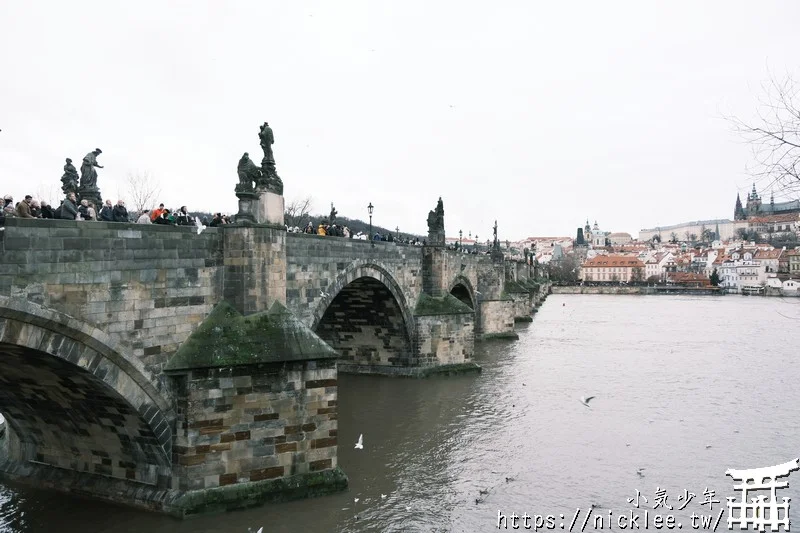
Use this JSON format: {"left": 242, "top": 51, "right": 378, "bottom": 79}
{"left": 368, "top": 202, "right": 374, "bottom": 248}
{"left": 395, "top": 226, "right": 399, "bottom": 241}
{"left": 475, "top": 234, "right": 478, "bottom": 253}
{"left": 459, "top": 229, "right": 463, "bottom": 250}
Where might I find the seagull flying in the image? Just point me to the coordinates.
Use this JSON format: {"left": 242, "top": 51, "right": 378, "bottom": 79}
{"left": 320, "top": 290, "right": 329, "bottom": 298}
{"left": 196, "top": 224, "right": 207, "bottom": 235}
{"left": 637, "top": 468, "right": 645, "bottom": 477}
{"left": 381, "top": 494, "right": 387, "bottom": 499}
{"left": 257, "top": 528, "right": 263, "bottom": 533}
{"left": 580, "top": 396, "right": 595, "bottom": 407}
{"left": 354, "top": 497, "right": 359, "bottom": 503}
{"left": 354, "top": 434, "right": 363, "bottom": 450}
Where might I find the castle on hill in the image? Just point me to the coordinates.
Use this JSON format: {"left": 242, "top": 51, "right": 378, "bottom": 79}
{"left": 734, "top": 183, "right": 800, "bottom": 220}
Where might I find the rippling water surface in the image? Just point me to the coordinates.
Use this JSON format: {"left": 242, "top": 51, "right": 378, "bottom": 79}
{"left": 2, "top": 295, "right": 799, "bottom": 532}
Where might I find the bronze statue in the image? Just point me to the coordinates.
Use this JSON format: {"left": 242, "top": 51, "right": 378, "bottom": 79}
{"left": 80, "top": 148, "right": 103, "bottom": 189}
{"left": 329, "top": 203, "right": 338, "bottom": 224}
{"left": 60, "top": 158, "right": 79, "bottom": 195}
{"left": 258, "top": 122, "right": 275, "bottom": 167}
{"left": 236, "top": 152, "right": 260, "bottom": 192}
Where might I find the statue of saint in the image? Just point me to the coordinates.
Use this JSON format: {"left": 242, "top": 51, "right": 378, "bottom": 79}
{"left": 237, "top": 152, "right": 261, "bottom": 191}
{"left": 329, "top": 203, "right": 338, "bottom": 224}
{"left": 258, "top": 122, "right": 275, "bottom": 167}
{"left": 60, "top": 158, "right": 79, "bottom": 195}
{"left": 79, "top": 148, "right": 103, "bottom": 189}
{"left": 435, "top": 197, "right": 444, "bottom": 230}
{"left": 427, "top": 209, "right": 437, "bottom": 232}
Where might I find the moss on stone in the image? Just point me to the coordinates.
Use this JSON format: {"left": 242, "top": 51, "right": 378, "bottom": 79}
{"left": 164, "top": 300, "right": 338, "bottom": 371}
{"left": 166, "top": 467, "right": 349, "bottom": 517}
{"left": 414, "top": 293, "right": 473, "bottom": 316}
{"left": 503, "top": 280, "right": 531, "bottom": 294}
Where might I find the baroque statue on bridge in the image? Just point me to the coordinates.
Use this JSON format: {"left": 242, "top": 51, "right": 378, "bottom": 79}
{"left": 77, "top": 148, "right": 103, "bottom": 207}
{"left": 257, "top": 121, "right": 283, "bottom": 195}
{"left": 426, "top": 197, "right": 446, "bottom": 246}
{"left": 329, "top": 203, "right": 338, "bottom": 224}
{"left": 236, "top": 152, "right": 260, "bottom": 193}
{"left": 60, "top": 158, "right": 79, "bottom": 196}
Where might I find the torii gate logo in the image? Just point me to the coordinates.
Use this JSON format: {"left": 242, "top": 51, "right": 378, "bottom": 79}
{"left": 726, "top": 459, "right": 800, "bottom": 532}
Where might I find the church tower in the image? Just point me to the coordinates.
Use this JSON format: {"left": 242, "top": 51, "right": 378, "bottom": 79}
{"left": 746, "top": 183, "right": 761, "bottom": 216}
{"left": 734, "top": 192, "right": 746, "bottom": 220}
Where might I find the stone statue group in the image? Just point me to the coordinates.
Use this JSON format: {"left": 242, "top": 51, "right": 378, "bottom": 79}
{"left": 60, "top": 148, "right": 103, "bottom": 207}
{"left": 236, "top": 121, "right": 284, "bottom": 196}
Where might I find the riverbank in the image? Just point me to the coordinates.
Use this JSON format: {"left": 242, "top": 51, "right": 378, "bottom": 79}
{"left": 551, "top": 285, "right": 723, "bottom": 296}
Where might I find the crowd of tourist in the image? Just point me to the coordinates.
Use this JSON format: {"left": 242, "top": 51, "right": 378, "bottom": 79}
{"left": 283, "top": 219, "right": 429, "bottom": 246}
{"left": 3, "top": 194, "right": 470, "bottom": 251}
{"left": 0, "top": 193, "right": 211, "bottom": 227}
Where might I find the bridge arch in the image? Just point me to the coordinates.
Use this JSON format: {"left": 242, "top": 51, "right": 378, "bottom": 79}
{"left": 311, "top": 261, "right": 414, "bottom": 367}
{"left": 0, "top": 297, "right": 173, "bottom": 487}
{"left": 449, "top": 275, "right": 477, "bottom": 310}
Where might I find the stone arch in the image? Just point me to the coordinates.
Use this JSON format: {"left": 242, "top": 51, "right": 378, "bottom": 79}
{"left": 449, "top": 275, "right": 477, "bottom": 309}
{"left": 0, "top": 297, "right": 173, "bottom": 486}
{"left": 311, "top": 260, "right": 414, "bottom": 367}
{"left": 311, "top": 260, "right": 414, "bottom": 341}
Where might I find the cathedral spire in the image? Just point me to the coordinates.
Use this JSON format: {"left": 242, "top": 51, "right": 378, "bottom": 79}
{"left": 734, "top": 192, "right": 745, "bottom": 221}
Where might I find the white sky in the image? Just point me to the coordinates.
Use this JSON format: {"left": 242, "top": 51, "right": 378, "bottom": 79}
{"left": 1, "top": 1, "right": 797, "bottom": 240}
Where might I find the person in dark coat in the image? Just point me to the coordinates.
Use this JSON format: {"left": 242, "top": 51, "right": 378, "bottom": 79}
{"left": 112, "top": 200, "right": 129, "bottom": 222}
{"left": 61, "top": 193, "right": 79, "bottom": 220}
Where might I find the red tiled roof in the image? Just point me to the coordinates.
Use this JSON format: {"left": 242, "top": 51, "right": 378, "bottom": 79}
{"left": 748, "top": 213, "right": 800, "bottom": 224}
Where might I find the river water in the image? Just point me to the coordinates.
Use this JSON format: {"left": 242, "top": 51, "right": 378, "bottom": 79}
{"left": 2, "top": 294, "right": 800, "bottom": 532}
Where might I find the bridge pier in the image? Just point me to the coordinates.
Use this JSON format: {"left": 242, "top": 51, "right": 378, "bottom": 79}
{"left": 162, "top": 301, "right": 347, "bottom": 516}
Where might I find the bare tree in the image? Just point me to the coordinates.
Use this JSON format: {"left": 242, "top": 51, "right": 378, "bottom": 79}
{"left": 34, "top": 183, "right": 60, "bottom": 207}
{"left": 728, "top": 71, "right": 800, "bottom": 197}
{"left": 284, "top": 196, "right": 314, "bottom": 228}
{"left": 126, "top": 171, "right": 162, "bottom": 215}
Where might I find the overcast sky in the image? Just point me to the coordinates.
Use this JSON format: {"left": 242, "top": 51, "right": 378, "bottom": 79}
{"left": 2, "top": 1, "right": 797, "bottom": 240}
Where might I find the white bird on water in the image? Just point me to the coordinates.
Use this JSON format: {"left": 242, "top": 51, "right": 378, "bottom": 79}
{"left": 580, "top": 396, "right": 595, "bottom": 408}
{"left": 355, "top": 434, "right": 363, "bottom": 449}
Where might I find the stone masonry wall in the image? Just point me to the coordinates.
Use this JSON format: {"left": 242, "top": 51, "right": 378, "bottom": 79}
{"left": 0, "top": 218, "right": 223, "bottom": 376}
{"left": 478, "top": 299, "right": 517, "bottom": 338}
{"left": 412, "top": 312, "right": 474, "bottom": 366}
{"left": 222, "top": 226, "right": 286, "bottom": 315}
{"left": 285, "top": 233, "right": 423, "bottom": 328}
{"left": 315, "top": 277, "right": 410, "bottom": 367}
{"left": 171, "top": 359, "right": 338, "bottom": 493}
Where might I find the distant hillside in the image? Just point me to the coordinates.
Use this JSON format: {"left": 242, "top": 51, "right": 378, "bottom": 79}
{"left": 299, "top": 213, "right": 424, "bottom": 240}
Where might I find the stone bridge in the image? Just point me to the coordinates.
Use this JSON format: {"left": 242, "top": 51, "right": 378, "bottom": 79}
{"left": 0, "top": 197, "right": 549, "bottom": 516}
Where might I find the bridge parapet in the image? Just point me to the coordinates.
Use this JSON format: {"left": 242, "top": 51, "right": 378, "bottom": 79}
{"left": 1, "top": 217, "right": 224, "bottom": 376}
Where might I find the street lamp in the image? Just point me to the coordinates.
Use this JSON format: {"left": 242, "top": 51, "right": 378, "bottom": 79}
{"left": 368, "top": 202, "right": 374, "bottom": 247}
{"left": 459, "top": 229, "right": 462, "bottom": 250}
{"left": 395, "top": 225, "right": 399, "bottom": 241}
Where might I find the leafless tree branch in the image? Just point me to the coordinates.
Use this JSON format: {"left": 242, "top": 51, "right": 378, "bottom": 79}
{"left": 126, "top": 171, "right": 162, "bottom": 215}
{"left": 284, "top": 196, "right": 314, "bottom": 228}
{"left": 726, "top": 70, "right": 800, "bottom": 198}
